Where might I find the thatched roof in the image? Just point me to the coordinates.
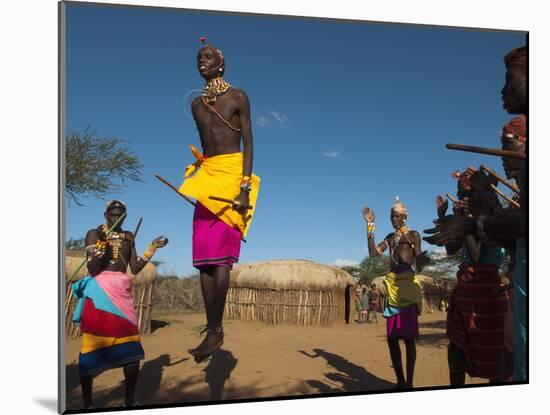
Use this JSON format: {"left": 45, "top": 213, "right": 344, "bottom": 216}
{"left": 230, "top": 259, "right": 355, "bottom": 290}
{"left": 370, "top": 274, "right": 456, "bottom": 295}
{"left": 65, "top": 255, "right": 157, "bottom": 286}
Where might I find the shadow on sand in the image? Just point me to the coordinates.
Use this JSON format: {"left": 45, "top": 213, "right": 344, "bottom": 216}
{"left": 299, "top": 348, "right": 394, "bottom": 393}
{"left": 65, "top": 349, "right": 248, "bottom": 410}
{"left": 150, "top": 319, "right": 170, "bottom": 333}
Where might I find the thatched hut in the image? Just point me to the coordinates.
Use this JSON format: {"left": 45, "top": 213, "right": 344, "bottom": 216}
{"left": 64, "top": 250, "right": 157, "bottom": 337}
{"left": 224, "top": 259, "right": 355, "bottom": 326}
{"left": 371, "top": 274, "right": 456, "bottom": 313}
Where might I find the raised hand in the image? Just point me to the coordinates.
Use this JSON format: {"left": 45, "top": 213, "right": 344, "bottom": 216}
{"left": 423, "top": 215, "right": 475, "bottom": 246}
{"left": 436, "top": 195, "right": 448, "bottom": 220}
{"left": 96, "top": 224, "right": 108, "bottom": 241}
{"left": 152, "top": 236, "right": 169, "bottom": 249}
{"left": 362, "top": 206, "right": 375, "bottom": 223}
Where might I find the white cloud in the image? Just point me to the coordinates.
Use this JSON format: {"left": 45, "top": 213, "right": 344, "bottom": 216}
{"left": 334, "top": 259, "right": 360, "bottom": 267}
{"left": 256, "top": 117, "right": 270, "bottom": 127}
{"left": 322, "top": 151, "right": 345, "bottom": 160}
{"left": 270, "top": 111, "right": 289, "bottom": 127}
{"left": 256, "top": 110, "right": 289, "bottom": 128}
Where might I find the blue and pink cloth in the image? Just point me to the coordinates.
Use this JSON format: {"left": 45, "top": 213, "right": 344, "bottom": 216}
{"left": 72, "top": 271, "right": 144, "bottom": 376}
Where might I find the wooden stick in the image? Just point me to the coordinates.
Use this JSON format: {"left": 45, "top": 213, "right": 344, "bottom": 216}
{"left": 446, "top": 143, "right": 526, "bottom": 160}
{"left": 208, "top": 195, "right": 254, "bottom": 209}
{"left": 154, "top": 174, "right": 196, "bottom": 206}
{"left": 490, "top": 184, "right": 520, "bottom": 208}
{"left": 445, "top": 193, "right": 460, "bottom": 209}
{"left": 155, "top": 174, "right": 247, "bottom": 243}
{"left": 67, "top": 212, "right": 127, "bottom": 283}
{"left": 480, "top": 164, "right": 520, "bottom": 194}
{"left": 133, "top": 217, "right": 143, "bottom": 240}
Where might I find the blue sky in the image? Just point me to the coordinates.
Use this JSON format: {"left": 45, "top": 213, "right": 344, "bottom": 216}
{"left": 64, "top": 3, "right": 526, "bottom": 275}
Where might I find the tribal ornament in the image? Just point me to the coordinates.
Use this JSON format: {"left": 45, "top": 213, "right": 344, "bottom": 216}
{"left": 203, "top": 77, "right": 231, "bottom": 105}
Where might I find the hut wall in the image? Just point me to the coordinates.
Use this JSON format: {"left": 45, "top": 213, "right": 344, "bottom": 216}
{"left": 225, "top": 287, "right": 347, "bottom": 325}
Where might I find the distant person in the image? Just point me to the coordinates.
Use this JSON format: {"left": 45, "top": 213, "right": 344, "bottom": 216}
{"left": 362, "top": 198, "right": 429, "bottom": 388}
{"left": 355, "top": 283, "right": 363, "bottom": 323}
{"left": 368, "top": 283, "right": 380, "bottom": 323}
{"left": 360, "top": 286, "right": 370, "bottom": 323}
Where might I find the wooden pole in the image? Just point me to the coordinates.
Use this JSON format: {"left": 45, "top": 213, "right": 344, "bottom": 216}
{"left": 208, "top": 195, "right": 253, "bottom": 209}
{"left": 154, "top": 174, "right": 196, "bottom": 206}
{"left": 155, "top": 174, "right": 247, "bottom": 243}
{"left": 480, "top": 164, "right": 520, "bottom": 194}
{"left": 490, "top": 184, "right": 520, "bottom": 208}
{"left": 446, "top": 143, "right": 526, "bottom": 159}
{"left": 445, "top": 193, "right": 460, "bottom": 209}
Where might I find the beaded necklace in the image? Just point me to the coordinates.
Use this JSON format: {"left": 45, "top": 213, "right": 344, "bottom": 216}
{"left": 203, "top": 77, "right": 231, "bottom": 105}
{"left": 200, "top": 77, "right": 241, "bottom": 133}
{"left": 389, "top": 225, "right": 414, "bottom": 264}
{"left": 106, "top": 230, "right": 127, "bottom": 264}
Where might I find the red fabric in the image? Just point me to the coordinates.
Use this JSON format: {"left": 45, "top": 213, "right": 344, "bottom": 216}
{"left": 80, "top": 298, "right": 139, "bottom": 338}
{"left": 446, "top": 263, "right": 509, "bottom": 379}
{"left": 502, "top": 115, "right": 527, "bottom": 142}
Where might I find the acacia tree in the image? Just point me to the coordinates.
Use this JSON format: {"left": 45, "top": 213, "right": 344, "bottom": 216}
{"left": 338, "top": 256, "right": 390, "bottom": 284}
{"left": 65, "top": 128, "right": 143, "bottom": 205}
{"left": 421, "top": 251, "right": 462, "bottom": 279}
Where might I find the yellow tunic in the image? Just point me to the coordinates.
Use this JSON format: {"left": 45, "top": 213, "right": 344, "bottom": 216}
{"left": 383, "top": 270, "right": 423, "bottom": 314}
{"left": 178, "top": 145, "right": 260, "bottom": 237}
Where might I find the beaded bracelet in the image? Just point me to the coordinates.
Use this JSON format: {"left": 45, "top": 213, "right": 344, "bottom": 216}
{"left": 93, "top": 240, "right": 107, "bottom": 258}
{"left": 366, "top": 222, "right": 375, "bottom": 239}
{"left": 143, "top": 244, "right": 157, "bottom": 261}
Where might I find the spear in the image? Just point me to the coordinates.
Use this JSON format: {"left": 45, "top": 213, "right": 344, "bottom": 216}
{"left": 155, "top": 174, "right": 247, "bottom": 243}
{"left": 480, "top": 164, "right": 520, "bottom": 194}
{"left": 446, "top": 144, "right": 525, "bottom": 160}
{"left": 67, "top": 212, "right": 127, "bottom": 283}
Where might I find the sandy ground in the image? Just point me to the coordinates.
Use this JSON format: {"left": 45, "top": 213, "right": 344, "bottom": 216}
{"left": 65, "top": 310, "right": 486, "bottom": 410}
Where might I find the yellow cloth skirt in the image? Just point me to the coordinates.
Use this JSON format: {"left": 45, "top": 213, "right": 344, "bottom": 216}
{"left": 178, "top": 146, "right": 260, "bottom": 237}
{"left": 383, "top": 270, "right": 423, "bottom": 314}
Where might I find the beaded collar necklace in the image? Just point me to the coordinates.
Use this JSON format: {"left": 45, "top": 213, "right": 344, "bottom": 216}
{"left": 203, "top": 77, "right": 231, "bottom": 105}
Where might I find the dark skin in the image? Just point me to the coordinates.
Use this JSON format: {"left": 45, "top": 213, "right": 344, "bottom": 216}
{"left": 188, "top": 46, "right": 254, "bottom": 360}
{"left": 424, "top": 58, "right": 527, "bottom": 246}
{"left": 192, "top": 46, "right": 253, "bottom": 212}
{"left": 501, "top": 137, "right": 526, "bottom": 182}
{"left": 363, "top": 207, "right": 429, "bottom": 272}
{"left": 436, "top": 178, "right": 505, "bottom": 385}
{"left": 362, "top": 206, "right": 428, "bottom": 388}
{"left": 501, "top": 65, "right": 526, "bottom": 115}
{"left": 81, "top": 206, "right": 168, "bottom": 408}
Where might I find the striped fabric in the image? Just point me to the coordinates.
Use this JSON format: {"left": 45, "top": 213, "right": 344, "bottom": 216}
{"left": 72, "top": 272, "right": 144, "bottom": 376}
{"left": 446, "top": 263, "right": 508, "bottom": 379}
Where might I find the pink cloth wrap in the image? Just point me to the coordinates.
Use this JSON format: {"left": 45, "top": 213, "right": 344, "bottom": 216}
{"left": 386, "top": 304, "right": 419, "bottom": 339}
{"left": 192, "top": 202, "right": 242, "bottom": 269}
{"left": 94, "top": 271, "right": 138, "bottom": 326}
